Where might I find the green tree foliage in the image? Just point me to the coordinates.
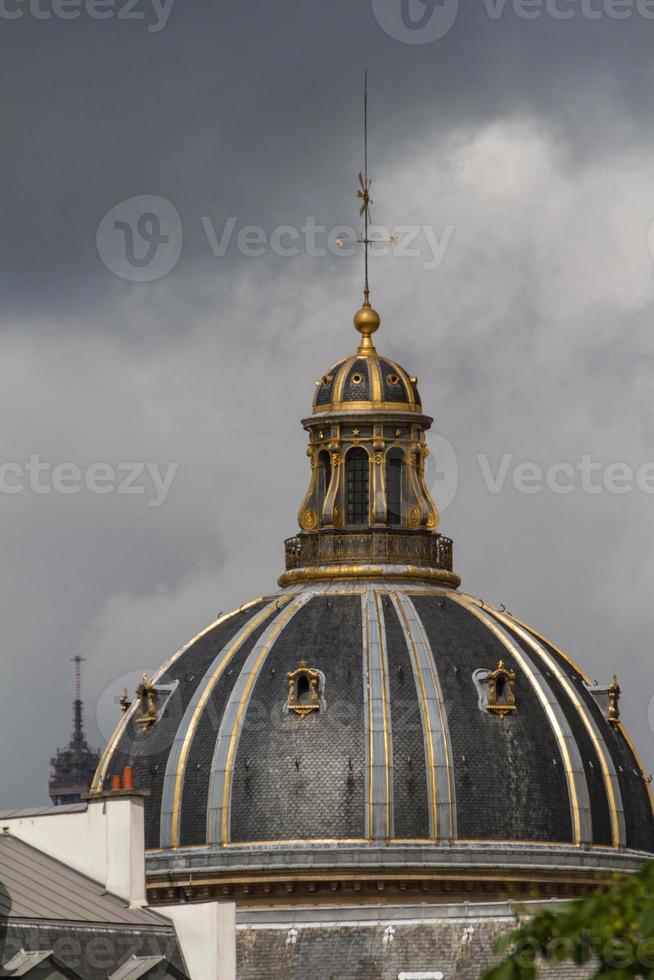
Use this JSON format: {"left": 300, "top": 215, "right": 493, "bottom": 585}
{"left": 484, "top": 862, "right": 654, "bottom": 979}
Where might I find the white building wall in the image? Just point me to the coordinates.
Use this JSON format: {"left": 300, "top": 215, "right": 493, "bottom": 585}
{"left": 1, "top": 796, "right": 146, "bottom": 905}
{"left": 160, "top": 901, "right": 236, "bottom": 980}
{"left": 1, "top": 797, "right": 237, "bottom": 977}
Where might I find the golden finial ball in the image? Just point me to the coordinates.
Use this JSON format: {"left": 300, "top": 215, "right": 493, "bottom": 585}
{"left": 353, "top": 302, "right": 381, "bottom": 337}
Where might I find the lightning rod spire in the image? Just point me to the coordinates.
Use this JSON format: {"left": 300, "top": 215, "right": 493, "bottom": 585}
{"left": 353, "top": 70, "right": 381, "bottom": 355}
{"left": 363, "top": 69, "right": 369, "bottom": 306}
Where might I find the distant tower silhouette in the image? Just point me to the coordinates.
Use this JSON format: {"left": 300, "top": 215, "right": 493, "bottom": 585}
{"left": 49, "top": 656, "right": 100, "bottom": 805}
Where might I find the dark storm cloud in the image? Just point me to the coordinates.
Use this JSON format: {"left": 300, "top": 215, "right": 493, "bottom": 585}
{"left": 2, "top": 0, "right": 654, "bottom": 318}
{"left": 1, "top": 0, "right": 654, "bottom": 806}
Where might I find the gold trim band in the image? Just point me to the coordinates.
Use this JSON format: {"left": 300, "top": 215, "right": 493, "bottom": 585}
{"left": 313, "top": 400, "right": 422, "bottom": 415}
{"left": 392, "top": 592, "right": 456, "bottom": 842}
{"left": 362, "top": 590, "right": 394, "bottom": 840}
{"left": 278, "top": 564, "right": 461, "bottom": 588}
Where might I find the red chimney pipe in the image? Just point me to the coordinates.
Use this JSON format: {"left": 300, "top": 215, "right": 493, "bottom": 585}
{"left": 111, "top": 774, "right": 122, "bottom": 791}
{"left": 122, "top": 766, "right": 134, "bottom": 790}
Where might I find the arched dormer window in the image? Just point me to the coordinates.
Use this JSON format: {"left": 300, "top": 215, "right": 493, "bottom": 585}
{"left": 476, "top": 660, "right": 517, "bottom": 718}
{"left": 386, "top": 449, "right": 404, "bottom": 526}
{"left": 287, "top": 661, "right": 323, "bottom": 717}
{"left": 317, "top": 450, "right": 332, "bottom": 514}
{"left": 297, "top": 673, "right": 311, "bottom": 703}
{"left": 345, "top": 447, "right": 369, "bottom": 526}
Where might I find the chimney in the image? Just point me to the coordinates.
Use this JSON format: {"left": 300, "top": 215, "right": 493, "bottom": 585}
{"left": 85, "top": 772, "right": 150, "bottom": 906}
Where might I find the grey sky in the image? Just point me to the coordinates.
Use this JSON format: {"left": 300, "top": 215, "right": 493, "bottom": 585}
{"left": 2, "top": 0, "right": 654, "bottom": 805}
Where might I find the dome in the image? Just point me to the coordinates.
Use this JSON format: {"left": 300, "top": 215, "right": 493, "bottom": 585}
{"left": 313, "top": 353, "right": 422, "bottom": 415}
{"left": 92, "top": 292, "right": 654, "bottom": 905}
{"left": 94, "top": 581, "right": 654, "bottom": 891}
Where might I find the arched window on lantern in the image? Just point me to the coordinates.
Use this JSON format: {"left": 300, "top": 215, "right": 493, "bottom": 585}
{"left": 345, "top": 447, "right": 369, "bottom": 526}
{"left": 386, "top": 449, "right": 404, "bottom": 526}
{"left": 317, "top": 450, "right": 331, "bottom": 515}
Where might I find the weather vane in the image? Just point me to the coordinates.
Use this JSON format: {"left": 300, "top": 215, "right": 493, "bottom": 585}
{"left": 338, "top": 72, "right": 397, "bottom": 352}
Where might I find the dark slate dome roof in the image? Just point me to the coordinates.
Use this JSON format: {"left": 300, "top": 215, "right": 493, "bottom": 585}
{"left": 313, "top": 353, "right": 422, "bottom": 414}
{"left": 94, "top": 582, "right": 654, "bottom": 858}
{"left": 92, "top": 305, "right": 654, "bottom": 894}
